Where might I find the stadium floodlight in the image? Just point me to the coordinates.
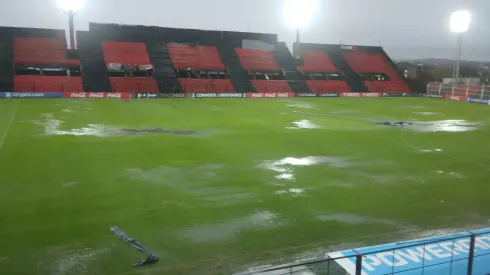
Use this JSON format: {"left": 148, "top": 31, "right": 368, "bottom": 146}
{"left": 57, "top": 0, "right": 84, "bottom": 49}
{"left": 58, "top": 0, "right": 84, "bottom": 12}
{"left": 450, "top": 10, "right": 471, "bottom": 33}
{"left": 450, "top": 10, "right": 471, "bottom": 79}
{"left": 283, "top": 0, "right": 318, "bottom": 29}
{"left": 283, "top": 0, "right": 318, "bottom": 58}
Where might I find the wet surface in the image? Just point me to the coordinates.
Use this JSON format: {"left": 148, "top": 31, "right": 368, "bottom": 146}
{"left": 315, "top": 213, "right": 413, "bottom": 229}
{"left": 183, "top": 210, "right": 281, "bottom": 243}
{"left": 259, "top": 157, "right": 352, "bottom": 181}
{"left": 377, "top": 120, "right": 480, "bottom": 132}
{"left": 287, "top": 120, "right": 323, "bottom": 129}
{"left": 35, "top": 114, "right": 202, "bottom": 137}
{"left": 287, "top": 102, "right": 316, "bottom": 109}
{"left": 36, "top": 245, "right": 110, "bottom": 275}
{"left": 274, "top": 188, "right": 306, "bottom": 196}
{"left": 420, "top": 149, "right": 443, "bottom": 153}
{"left": 413, "top": 112, "right": 438, "bottom": 115}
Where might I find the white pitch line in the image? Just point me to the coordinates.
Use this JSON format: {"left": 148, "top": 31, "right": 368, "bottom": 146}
{"left": 0, "top": 103, "right": 19, "bottom": 152}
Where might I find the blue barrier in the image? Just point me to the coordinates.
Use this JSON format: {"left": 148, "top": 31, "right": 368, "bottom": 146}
{"left": 327, "top": 228, "right": 490, "bottom": 275}
{"left": 0, "top": 92, "right": 63, "bottom": 98}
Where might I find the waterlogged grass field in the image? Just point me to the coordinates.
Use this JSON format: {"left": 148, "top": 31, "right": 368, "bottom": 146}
{"left": 1, "top": 97, "right": 490, "bottom": 274}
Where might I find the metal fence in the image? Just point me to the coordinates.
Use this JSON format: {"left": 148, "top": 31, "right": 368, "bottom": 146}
{"left": 427, "top": 82, "right": 490, "bottom": 99}
{"left": 234, "top": 230, "right": 490, "bottom": 275}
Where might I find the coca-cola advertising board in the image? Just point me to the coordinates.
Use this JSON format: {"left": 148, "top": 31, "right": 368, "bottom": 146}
{"left": 63, "top": 92, "right": 131, "bottom": 99}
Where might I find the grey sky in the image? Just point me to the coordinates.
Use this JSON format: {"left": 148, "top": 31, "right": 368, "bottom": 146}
{"left": 1, "top": 0, "right": 489, "bottom": 61}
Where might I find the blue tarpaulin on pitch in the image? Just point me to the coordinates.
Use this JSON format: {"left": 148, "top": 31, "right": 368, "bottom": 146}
{"left": 327, "top": 228, "right": 490, "bottom": 275}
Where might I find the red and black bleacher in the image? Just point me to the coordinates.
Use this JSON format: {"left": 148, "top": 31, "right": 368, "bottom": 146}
{"left": 168, "top": 44, "right": 234, "bottom": 93}
{"left": 102, "top": 41, "right": 159, "bottom": 93}
{"left": 14, "top": 37, "right": 83, "bottom": 93}
{"left": 236, "top": 48, "right": 292, "bottom": 93}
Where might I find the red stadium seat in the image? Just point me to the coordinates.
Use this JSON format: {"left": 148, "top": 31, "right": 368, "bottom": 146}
{"left": 179, "top": 79, "right": 235, "bottom": 93}
{"left": 109, "top": 77, "right": 158, "bottom": 93}
{"left": 14, "top": 37, "right": 80, "bottom": 66}
{"left": 168, "top": 44, "right": 225, "bottom": 70}
{"left": 305, "top": 80, "right": 351, "bottom": 93}
{"left": 236, "top": 48, "right": 280, "bottom": 71}
{"left": 297, "top": 51, "right": 337, "bottom": 72}
{"left": 252, "top": 80, "right": 292, "bottom": 93}
{"left": 102, "top": 42, "right": 151, "bottom": 64}
{"left": 342, "top": 51, "right": 410, "bottom": 93}
{"left": 14, "top": 76, "right": 83, "bottom": 92}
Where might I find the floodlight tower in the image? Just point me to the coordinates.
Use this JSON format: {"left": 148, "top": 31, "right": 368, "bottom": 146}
{"left": 283, "top": 0, "right": 318, "bottom": 57}
{"left": 450, "top": 10, "right": 471, "bottom": 80}
{"left": 58, "top": 0, "right": 84, "bottom": 49}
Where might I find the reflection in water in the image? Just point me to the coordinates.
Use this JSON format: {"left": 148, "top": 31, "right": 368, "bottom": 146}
{"left": 287, "top": 119, "right": 323, "bottom": 129}
{"left": 34, "top": 113, "right": 201, "bottom": 137}
{"left": 377, "top": 120, "right": 480, "bottom": 132}
{"left": 259, "top": 157, "right": 351, "bottom": 181}
{"left": 183, "top": 210, "right": 281, "bottom": 243}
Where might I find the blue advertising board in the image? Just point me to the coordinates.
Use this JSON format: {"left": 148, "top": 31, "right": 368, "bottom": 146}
{"left": 467, "top": 97, "right": 490, "bottom": 105}
{"left": 327, "top": 228, "right": 490, "bottom": 275}
{"left": 0, "top": 92, "right": 63, "bottom": 98}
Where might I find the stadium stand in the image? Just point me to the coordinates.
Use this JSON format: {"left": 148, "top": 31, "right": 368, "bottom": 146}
{"left": 13, "top": 36, "right": 82, "bottom": 93}
{"left": 168, "top": 44, "right": 234, "bottom": 93}
{"left": 341, "top": 51, "right": 410, "bottom": 93}
{"left": 298, "top": 50, "right": 351, "bottom": 93}
{"left": 14, "top": 75, "right": 83, "bottom": 93}
{"left": 102, "top": 41, "right": 158, "bottom": 93}
{"left": 236, "top": 48, "right": 292, "bottom": 93}
{"left": 14, "top": 37, "right": 80, "bottom": 66}
{"left": 2, "top": 23, "right": 411, "bottom": 95}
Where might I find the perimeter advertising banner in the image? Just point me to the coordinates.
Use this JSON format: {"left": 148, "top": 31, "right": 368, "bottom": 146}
{"left": 0, "top": 92, "right": 63, "bottom": 98}
{"left": 425, "top": 94, "right": 445, "bottom": 98}
{"left": 195, "top": 93, "right": 244, "bottom": 98}
{"left": 295, "top": 93, "right": 339, "bottom": 97}
{"left": 466, "top": 97, "right": 490, "bottom": 105}
{"left": 245, "top": 92, "right": 295, "bottom": 98}
{"left": 443, "top": 93, "right": 467, "bottom": 102}
{"left": 63, "top": 92, "right": 131, "bottom": 99}
{"left": 340, "top": 92, "right": 381, "bottom": 97}
{"left": 327, "top": 228, "right": 490, "bottom": 275}
{"left": 134, "top": 93, "right": 188, "bottom": 98}
{"left": 382, "top": 93, "right": 422, "bottom": 97}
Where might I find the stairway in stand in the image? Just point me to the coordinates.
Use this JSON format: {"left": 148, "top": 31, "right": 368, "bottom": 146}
{"left": 77, "top": 32, "right": 112, "bottom": 92}
{"left": 146, "top": 43, "right": 180, "bottom": 93}
{"left": 216, "top": 43, "right": 254, "bottom": 93}
{"left": 0, "top": 29, "right": 13, "bottom": 92}
{"left": 327, "top": 49, "right": 367, "bottom": 93}
{"left": 272, "top": 42, "right": 310, "bottom": 93}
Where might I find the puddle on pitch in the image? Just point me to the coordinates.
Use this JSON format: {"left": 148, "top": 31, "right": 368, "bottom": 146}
{"left": 36, "top": 245, "right": 110, "bottom": 275}
{"left": 182, "top": 210, "right": 282, "bottom": 243}
{"left": 34, "top": 113, "right": 202, "bottom": 137}
{"left": 377, "top": 120, "right": 480, "bottom": 132}
{"left": 287, "top": 119, "right": 323, "bottom": 129}
{"left": 61, "top": 109, "right": 72, "bottom": 113}
{"left": 315, "top": 213, "right": 415, "bottom": 231}
{"left": 275, "top": 188, "right": 306, "bottom": 197}
{"left": 413, "top": 112, "right": 438, "bottom": 115}
{"left": 61, "top": 181, "right": 76, "bottom": 189}
{"left": 434, "top": 170, "right": 464, "bottom": 178}
{"left": 287, "top": 102, "right": 316, "bottom": 109}
{"left": 126, "top": 164, "right": 255, "bottom": 206}
{"left": 420, "top": 149, "right": 443, "bottom": 153}
{"left": 259, "top": 156, "right": 352, "bottom": 181}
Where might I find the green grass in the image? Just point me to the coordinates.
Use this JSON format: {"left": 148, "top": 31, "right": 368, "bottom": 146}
{"left": 1, "top": 97, "right": 490, "bottom": 274}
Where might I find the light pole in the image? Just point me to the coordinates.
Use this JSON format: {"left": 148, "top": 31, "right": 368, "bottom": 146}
{"left": 58, "top": 0, "right": 84, "bottom": 49}
{"left": 283, "top": 0, "right": 318, "bottom": 58}
{"left": 450, "top": 10, "right": 471, "bottom": 80}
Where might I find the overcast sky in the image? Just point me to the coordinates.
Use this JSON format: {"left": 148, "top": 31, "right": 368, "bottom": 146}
{"left": 1, "top": 0, "right": 489, "bottom": 61}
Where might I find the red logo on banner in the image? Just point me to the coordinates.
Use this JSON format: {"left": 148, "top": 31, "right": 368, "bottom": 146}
{"left": 444, "top": 94, "right": 467, "bottom": 102}
{"left": 64, "top": 92, "right": 131, "bottom": 99}
{"left": 246, "top": 92, "right": 294, "bottom": 98}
